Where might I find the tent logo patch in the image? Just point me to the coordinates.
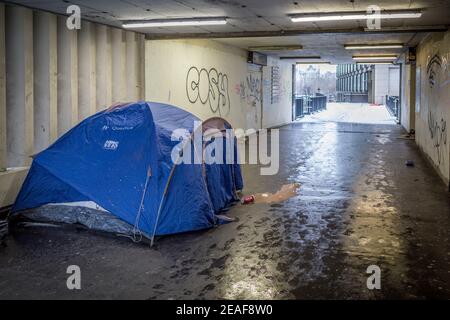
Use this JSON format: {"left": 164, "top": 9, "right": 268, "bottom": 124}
{"left": 103, "top": 140, "right": 119, "bottom": 150}
{"left": 112, "top": 126, "right": 133, "bottom": 131}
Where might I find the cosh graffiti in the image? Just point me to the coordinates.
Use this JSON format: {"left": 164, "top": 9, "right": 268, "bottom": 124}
{"left": 186, "top": 66, "right": 230, "bottom": 116}
{"left": 428, "top": 111, "right": 447, "bottom": 165}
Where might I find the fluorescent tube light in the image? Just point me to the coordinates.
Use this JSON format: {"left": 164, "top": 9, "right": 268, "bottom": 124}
{"left": 122, "top": 17, "right": 227, "bottom": 28}
{"left": 296, "top": 61, "right": 330, "bottom": 64}
{"left": 353, "top": 55, "right": 397, "bottom": 60}
{"left": 344, "top": 44, "right": 403, "bottom": 50}
{"left": 248, "top": 45, "right": 303, "bottom": 51}
{"left": 357, "top": 62, "right": 394, "bottom": 65}
{"left": 280, "top": 56, "right": 321, "bottom": 60}
{"left": 290, "top": 10, "right": 421, "bottom": 23}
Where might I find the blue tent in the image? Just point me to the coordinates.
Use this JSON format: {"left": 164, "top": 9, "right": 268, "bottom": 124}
{"left": 12, "top": 101, "right": 243, "bottom": 242}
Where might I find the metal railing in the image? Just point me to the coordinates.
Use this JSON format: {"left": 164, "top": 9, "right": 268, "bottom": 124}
{"left": 386, "top": 95, "right": 400, "bottom": 121}
{"left": 294, "top": 94, "right": 327, "bottom": 118}
{"left": 294, "top": 96, "right": 304, "bottom": 119}
{"left": 308, "top": 95, "right": 327, "bottom": 114}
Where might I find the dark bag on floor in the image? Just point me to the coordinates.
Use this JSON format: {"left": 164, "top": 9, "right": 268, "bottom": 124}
{"left": 0, "top": 219, "right": 7, "bottom": 244}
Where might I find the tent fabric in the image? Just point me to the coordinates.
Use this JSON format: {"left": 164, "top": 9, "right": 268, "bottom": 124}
{"left": 12, "top": 101, "right": 243, "bottom": 238}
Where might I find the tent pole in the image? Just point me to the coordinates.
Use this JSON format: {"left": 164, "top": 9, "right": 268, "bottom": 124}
{"left": 150, "top": 137, "right": 192, "bottom": 246}
{"left": 133, "top": 166, "right": 152, "bottom": 243}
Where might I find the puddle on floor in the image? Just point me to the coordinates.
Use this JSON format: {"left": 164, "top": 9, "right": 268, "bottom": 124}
{"left": 253, "top": 183, "right": 300, "bottom": 204}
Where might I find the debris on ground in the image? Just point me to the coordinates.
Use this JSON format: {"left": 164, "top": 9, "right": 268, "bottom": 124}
{"left": 405, "top": 160, "right": 415, "bottom": 167}
{"left": 0, "top": 219, "right": 8, "bottom": 245}
{"left": 215, "top": 214, "right": 238, "bottom": 222}
{"left": 240, "top": 195, "right": 255, "bottom": 205}
{"left": 241, "top": 183, "right": 301, "bottom": 204}
{"left": 397, "top": 133, "right": 415, "bottom": 140}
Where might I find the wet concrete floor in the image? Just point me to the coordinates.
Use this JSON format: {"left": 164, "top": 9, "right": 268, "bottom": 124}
{"left": 2, "top": 121, "right": 450, "bottom": 299}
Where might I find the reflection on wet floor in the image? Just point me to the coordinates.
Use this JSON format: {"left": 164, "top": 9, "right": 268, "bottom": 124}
{"left": 1, "top": 121, "right": 450, "bottom": 299}
{"left": 253, "top": 183, "right": 301, "bottom": 204}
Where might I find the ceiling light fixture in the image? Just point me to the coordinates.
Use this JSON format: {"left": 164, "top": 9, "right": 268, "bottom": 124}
{"left": 296, "top": 61, "right": 330, "bottom": 64}
{"left": 356, "top": 62, "right": 394, "bottom": 65}
{"left": 344, "top": 44, "right": 404, "bottom": 50}
{"left": 353, "top": 55, "right": 397, "bottom": 60}
{"left": 280, "top": 56, "right": 321, "bottom": 60}
{"left": 248, "top": 45, "right": 303, "bottom": 51}
{"left": 290, "top": 10, "right": 422, "bottom": 23}
{"left": 122, "top": 17, "right": 227, "bottom": 28}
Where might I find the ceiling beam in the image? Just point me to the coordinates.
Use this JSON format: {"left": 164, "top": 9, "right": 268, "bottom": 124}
{"left": 145, "top": 25, "right": 449, "bottom": 40}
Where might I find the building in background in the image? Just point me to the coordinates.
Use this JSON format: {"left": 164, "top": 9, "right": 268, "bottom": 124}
{"left": 336, "top": 64, "right": 400, "bottom": 104}
{"left": 294, "top": 64, "right": 336, "bottom": 99}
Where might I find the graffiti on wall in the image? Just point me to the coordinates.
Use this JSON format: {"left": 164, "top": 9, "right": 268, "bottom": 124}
{"left": 246, "top": 74, "right": 261, "bottom": 105}
{"left": 427, "top": 54, "right": 443, "bottom": 88}
{"left": 186, "top": 66, "right": 230, "bottom": 117}
{"left": 235, "top": 82, "right": 246, "bottom": 100}
{"left": 235, "top": 73, "right": 262, "bottom": 108}
{"left": 425, "top": 49, "right": 450, "bottom": 167}
{"left": 271, "top": 66, "right": 281, "bottom": 104}
{"left": 427, "top": 111, "right": 447, "bottom": 165}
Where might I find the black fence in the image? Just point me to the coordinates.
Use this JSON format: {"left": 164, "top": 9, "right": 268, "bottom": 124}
{"left": 294, "top": 97, "right": 304, "bottom": 119}
{"left": 386, "top": 95, "right": 400, "bottom": 121}
{"left": 294, "top": 95, "right": 327, "bottom": 119}
{"left": 337, "top": 92, "right": 368, "bottom": 103}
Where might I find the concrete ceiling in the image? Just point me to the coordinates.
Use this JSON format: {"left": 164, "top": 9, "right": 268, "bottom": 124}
{"left": 6, "top": 0, "right": 450, "bottom": 64}
{"left": 216, "top": 32, "right": 426, "bottom": 64}
{"left": 7, "top": 0, "right": 450, "bottom": 34}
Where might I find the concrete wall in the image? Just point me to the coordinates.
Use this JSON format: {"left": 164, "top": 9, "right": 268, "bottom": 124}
{"left": 57, "top": 16, "right": 78, "bottom": 136}
{"left": 111, "top": 28, "right": 127, "bottom": 103}
{"left": 145, "top": 39, "right": 248, "bottom": 130}
{"left": 78, "top": 21, "right": 97, "bottom": 120}
{"left": 5, "top": 6, "right": 34, "bottom": 168}
{"left": 388, "top": 67, "right": 400, "bottom": 96}
{"left": 95, "top": 25, "right": 112, "bottom": 110}
{"left": 145, "top": 39, "right": 293, "bottom": 130}
{"left": 33, "top": 12, "right": 58, "bottom": 154}
{"left": 399, "top": 57, "right": 416, "bottom": 133}
{"left": 415, "top": 31, "right": 450, "bottom": 185}
{"left": 373, "top": 65, "right": 400, "bottom": 105}
{"left": 245, "top": 63, "right": 263, "bottom": 130}
{"left": 262, "top": 56, "right": 293, "bottom": 128}
{"left": 0, "top": 167, "right": 28, "bottom": 208}
{"left": 126, "top": 32, "right": 144, "bottom": 101}
{"left": 0, "top": 4, "right": 145, "bottom": 208}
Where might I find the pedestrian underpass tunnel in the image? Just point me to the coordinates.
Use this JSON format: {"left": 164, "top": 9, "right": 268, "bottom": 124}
{"left": 0, "top": 0, "right": 450, "bottom": 300}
